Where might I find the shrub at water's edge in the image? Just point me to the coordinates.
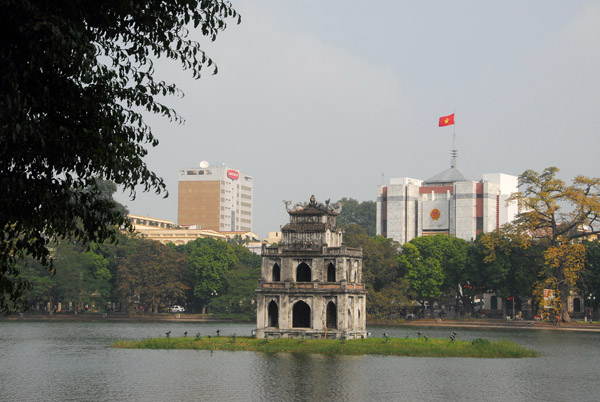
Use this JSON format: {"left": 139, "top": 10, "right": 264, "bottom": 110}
{"left": 113, "top": 336, "right": 538, "bottom": 358}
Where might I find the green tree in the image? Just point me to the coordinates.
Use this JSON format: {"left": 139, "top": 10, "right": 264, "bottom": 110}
{"left": 579, "top": 240, "right": 600, "bottom": 314}
{"left": 336, "top": 198, "right": 377, "bottom": 236}
{"left": 1, "top": 1, "right": 240, "bottom": 313}
{"left": 342, "top": 224, "right": 411, "bottom": 319}
{"left": 366, "top": 279, "right": 413, "bottom": 319}
{"left": 508, "top": 167, "right": 600, "bottom": 321}
{"left": 473, "top": 229, "right": 542, "bottom": 318}
{"left": 179, "top": 238, "right": 238, "bottom": 313}
{"left": 19, "top": 240, "right": 114, "bottom": 313}
{"left": 210, "top": 244, "right": 261, "bottom": 319}
{"left": 19, "top": 260, "right": 55, "bottom": 313}
{"left": 405, "top": 235, "right": 470, "bottom": 314}
{"left": 343, "top": 225, "right": 401, "bottom": 291}
{"left": 116, "top": 239, "right": 187, "bottom": 315}
{"left": 400, "top": 243, "right": 444, "bottom": 316}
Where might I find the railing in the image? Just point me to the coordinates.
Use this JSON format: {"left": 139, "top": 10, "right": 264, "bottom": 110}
{"left": 261, "top": 245, "right": 362, "bottom": 256}
{"left": 258, "top": 281, "right": 364, "bottom": 290}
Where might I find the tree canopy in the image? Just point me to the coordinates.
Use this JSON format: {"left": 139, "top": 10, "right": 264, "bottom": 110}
{"left": 0, "top": 1, "right": 240, "bottom": 312}
{"left": 509, "top": 167, "right": 600, "bottom": 321}
{"left": 178, "top": 237, "right": 238, "bottom": 313}
{"left": 508, "top": 167, "right": 600, "bottom": 245}
{"left": 336, "top": 198, "right": 376, "bottom": 236}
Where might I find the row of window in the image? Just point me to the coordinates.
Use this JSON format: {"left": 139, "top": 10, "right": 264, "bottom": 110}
{"left": 267, "top": 300, "right": 338, "bottom": 329}
{"left": 267, "top": 300, "right": 361, "bottom": 330}
{"left": 271, "top": 262, "right": 341, "bottom": 283}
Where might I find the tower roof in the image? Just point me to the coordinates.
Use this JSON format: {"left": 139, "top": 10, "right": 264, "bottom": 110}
{"left": 424, "top": 166, "right": 471, "bottom": 185}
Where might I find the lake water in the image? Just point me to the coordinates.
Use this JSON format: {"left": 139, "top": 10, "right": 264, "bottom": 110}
{"left": 1, "top": 321, "right": 599, "bottom": 402}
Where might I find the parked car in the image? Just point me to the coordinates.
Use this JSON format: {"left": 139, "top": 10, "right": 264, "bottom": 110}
{"left": 169, "top": 305, "right": 185, "bottom": 313}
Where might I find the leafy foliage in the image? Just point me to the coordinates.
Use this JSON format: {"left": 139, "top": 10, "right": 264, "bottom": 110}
{"left": 1, "top": 0, "right": 240, "bottom": 312}
{"left": 578, "top": 240, "right": 600, "bottom": 309}
{"left": 343, "top": 225, "right": 401, "bottom": 291}
{"left": 210, "top": 244, "right": 261, "bottom": 320}
{"left": 115, "top": 237, "right": 188, "bottom": 315}
{"left": 533, "top": 244, "right": 586, "bottom": 320}
{"left": 20, "top": 241, "right": 113, "bottom": 312}
{"left": 336, "top": 198, "right": 376, "bottom": 236}
{"left": 473, "top": 229, "right": 542, "bottom": 312}
{"left": 508, "top": 167, "right": 600, "bottom": 245}
{"left": 508, "top": 167, "right": 600, "bottom": 320}
{"left": 178, "top": 237, "right": 238, "bottom": 312}
{"left": 401, "top": 243, "right": 444, "bottom": 305}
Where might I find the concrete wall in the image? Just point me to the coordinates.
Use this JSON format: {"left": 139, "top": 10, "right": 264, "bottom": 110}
{"left": 454, "top": 181, "right": 477, "bottom": 241}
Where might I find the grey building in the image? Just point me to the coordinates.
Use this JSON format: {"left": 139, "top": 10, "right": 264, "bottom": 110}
{"left": 256, "top": 196, "right": 367, "bottom": 339}
{"left": 377, "top": 157, "right": 518, "bottom": 244}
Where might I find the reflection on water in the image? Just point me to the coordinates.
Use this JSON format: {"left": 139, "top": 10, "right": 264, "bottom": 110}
{"left": 1, "top": 321, "right": 599, "bottom": 402}
{"left": 255, "top": 353, "right": 367, "bottom": 401}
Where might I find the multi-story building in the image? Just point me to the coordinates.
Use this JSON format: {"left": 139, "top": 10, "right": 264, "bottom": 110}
{"left": 376, "top": 157, "right": 518, "bottom": 244}
{"left": 177, "top": 163, "right": 253, "bottom": 232}
{"left": 128, "top": 214, "right": 227, "bottom": 245}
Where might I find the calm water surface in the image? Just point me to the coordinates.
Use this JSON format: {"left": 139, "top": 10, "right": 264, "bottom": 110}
{"left": 1, "top": 321, "right": 599, "bottom": 402}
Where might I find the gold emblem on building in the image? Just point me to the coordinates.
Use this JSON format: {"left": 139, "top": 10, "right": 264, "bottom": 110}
{"left": 430, "top": 208, "right": 441, "bottom": 220}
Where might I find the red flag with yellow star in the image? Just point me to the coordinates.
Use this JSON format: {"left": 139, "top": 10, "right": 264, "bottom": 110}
{"left": 438, "top": 113, "right": 455, "bottom": 127}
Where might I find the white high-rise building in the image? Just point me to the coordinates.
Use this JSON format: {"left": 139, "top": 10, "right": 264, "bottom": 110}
{"left": 178, "top": 163, "right": 253, "bottom": 232}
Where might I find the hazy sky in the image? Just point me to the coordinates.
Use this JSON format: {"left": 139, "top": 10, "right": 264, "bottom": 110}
{"left": 115, "top": 0, "right": 600, "bottom": 237}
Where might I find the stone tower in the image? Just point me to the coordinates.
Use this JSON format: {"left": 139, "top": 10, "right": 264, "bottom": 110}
{"left": 256, "top": 196, "right": 367, "bottom": 339}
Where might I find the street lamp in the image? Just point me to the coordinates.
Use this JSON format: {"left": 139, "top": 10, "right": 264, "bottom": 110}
{"left": 588, "top": 293, "right": 596, "bottom": 323}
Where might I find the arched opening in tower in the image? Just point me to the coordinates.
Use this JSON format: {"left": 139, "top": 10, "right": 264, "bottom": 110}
{"left": 327, "top": 263, "right": 336, "bottom": 282}
{"left": 272, "top": 263, "right": 280, "bottom": 282}
{"left": 296, "top": 262, "right": 311, "bottom": 282}
{"left": 292, "top": 301, "right": 311, "bottom": 328}
{"left": 268, "top": 300, "right": 279, "bottom": 327}
{"left": 326, "top": 301, "right": 337, "bottom": 329}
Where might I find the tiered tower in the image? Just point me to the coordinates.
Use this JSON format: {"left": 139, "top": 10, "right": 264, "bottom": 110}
{"left": 256, "top": 196, "right": 367, "bottom": 339}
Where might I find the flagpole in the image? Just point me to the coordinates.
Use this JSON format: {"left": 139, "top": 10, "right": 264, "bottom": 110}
{"left": 451, "top": 108, "right": 457, "bottom": 168}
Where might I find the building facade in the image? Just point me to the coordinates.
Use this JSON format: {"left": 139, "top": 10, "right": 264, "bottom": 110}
{"left": 256, "top": 196, "right": 367, "bottom": 339}
{"left": 128, "top": 215, "right": 227, "bottom": 245}
{"left": 376, "top": 160, "right": 518, "bottom": 244}
{"left": 177, "top": 163, "right": 253, "bottom": 232}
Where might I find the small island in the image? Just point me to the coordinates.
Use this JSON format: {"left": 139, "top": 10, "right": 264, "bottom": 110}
{"left": 113, "top": 336, "right": 538, "bottom": 358}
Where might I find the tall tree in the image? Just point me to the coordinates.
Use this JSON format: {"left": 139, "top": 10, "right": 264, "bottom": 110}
{"left": 474, "top": 229, "right": 542, "bottom": 318}
{"left": 336, "top": 198, "right": 377, "bottom": 236}
{"left": 116, "top": 239, "right": 187, "bottom": 315}
{"left": 578, "top": 240, "right": 600, "bottom": 314}
{"left": 399, "top": 242, "right": 444, "bottom": 316}
{"left": 509, "top": 167, "right": 600, "bottom": 321}
{"left": 534, "top": 244, "right": 586, "bottom": 321}
{"left": 342, "top": 224, "right": 401, "bottom": 291}
{"left": 179, "top": 238, "right": 238, "bottom": 313}
{"left": 406, "top": 235, "right": 470, "bottom": 313}
{"left": 1, "top": 1, "right": 240, "bottom": 312}
{"left": 209, "top": 244, "right": 261, "bottom": 320}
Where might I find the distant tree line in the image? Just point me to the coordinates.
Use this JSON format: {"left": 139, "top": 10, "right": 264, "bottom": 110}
{"left": 19, "top": 234, "right": 261, "bottom": 321}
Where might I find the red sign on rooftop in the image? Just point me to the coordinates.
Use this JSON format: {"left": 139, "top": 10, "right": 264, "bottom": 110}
{"left": 227, "top": 169, "right": 239, "bottom": 180}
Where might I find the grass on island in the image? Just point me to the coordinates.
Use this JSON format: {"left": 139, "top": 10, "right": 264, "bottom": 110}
{"left": 113, "top": 336, "right": 537, "bottom": 358}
